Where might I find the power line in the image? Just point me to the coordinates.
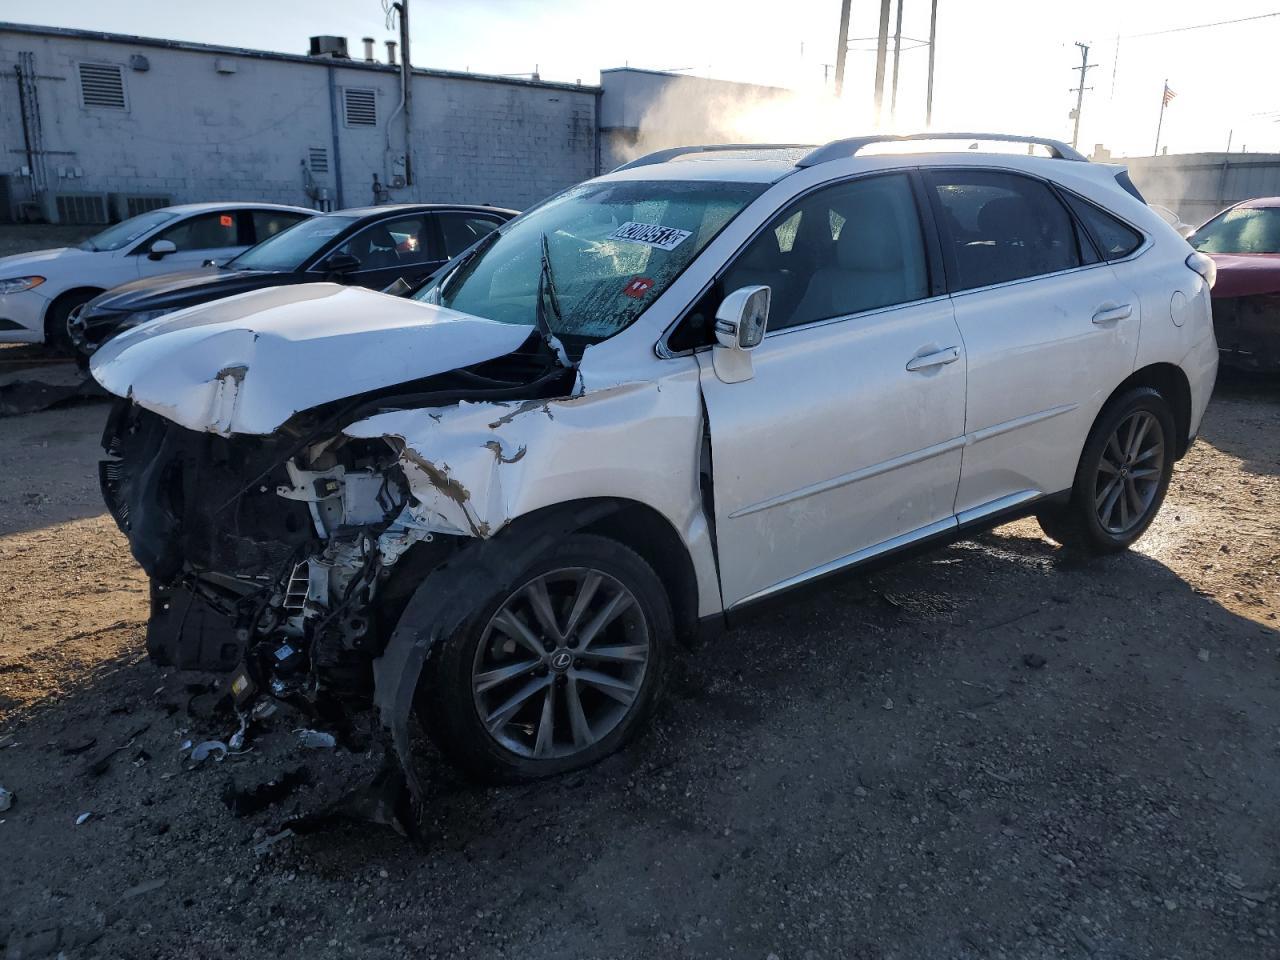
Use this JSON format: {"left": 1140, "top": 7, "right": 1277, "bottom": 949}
{"left": 1126, "top": 11, "right": 1280, "bottom": 39}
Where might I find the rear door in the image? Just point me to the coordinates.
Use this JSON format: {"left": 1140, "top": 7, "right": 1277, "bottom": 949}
{"left": 923, "top": 168, "right": 1140, "bottom": 515}
{"left": 435, "top": 210, "right": 507, "bottom": 263}
{"left": 696, "top": 172, "right": 968, "bottom": 609}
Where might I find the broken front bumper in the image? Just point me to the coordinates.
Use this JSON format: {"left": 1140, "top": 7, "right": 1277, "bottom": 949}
{"left": 1212, "top": 294, "right": 1280, "bottom": 371}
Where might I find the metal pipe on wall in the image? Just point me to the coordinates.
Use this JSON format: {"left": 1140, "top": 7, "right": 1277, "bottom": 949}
{"left": 873, "top": 0, "right": 892, "bottom": 126}
{"left": 326, "top": 64, "right": 346, "bottom": 209}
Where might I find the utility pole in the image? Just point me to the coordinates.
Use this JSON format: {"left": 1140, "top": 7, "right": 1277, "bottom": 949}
{"left": 890, "top": 0, "right": 905, "bottom": 121}
{"left": 833, "top": 0, "right": 852, "bottom": 97}
{"left": 398, "top": 0, "right": 413, "bottom": 187}
{"left": 925, "top": 0, "right": 938, "bottom": 126}
{"left": 1069, "top": 41, "right": 1095, "bottom": 150}
{"left": 873, "top": 0, "right": 892, "bottom": 126}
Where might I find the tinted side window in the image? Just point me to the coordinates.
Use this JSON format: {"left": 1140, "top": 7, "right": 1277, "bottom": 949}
{"left": 155, "top": 211, "right": 241, "bottom": 251}
{"left": 252, "top": 210, "right": 309, "bottom": 244}
{"left": 438, "top": 212, "right": 504, "bottom": 259}
{"left": 927, "top": 171, "right": 1080, "bottom": 291}
{"left": 332, "top": 215, "right": 435, "bottom": 270}
{"left": 1062, "top": 193, "right": 1144, "bottom": 260}
{"left": 721, "top": 173, "right": 929, "bottom": 332}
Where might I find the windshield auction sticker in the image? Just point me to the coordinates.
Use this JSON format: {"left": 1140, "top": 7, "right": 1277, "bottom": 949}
{"left": 608, "top": 221, "right": 693, "bottom": 251}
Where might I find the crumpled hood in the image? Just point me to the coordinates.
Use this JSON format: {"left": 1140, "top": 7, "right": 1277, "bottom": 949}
{"left": 90, "top": 283, "right": 535, "bottom": 436}
{"left": 1208, "top": 253, "right": 1280, "bottom": 299}
{"left": 0, "top": 246, "right": 92, "bottom": 272}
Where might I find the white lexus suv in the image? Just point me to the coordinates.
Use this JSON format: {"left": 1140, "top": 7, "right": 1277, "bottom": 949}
{"left": 89, "top": 134, "right": 1217, "bottom": 815}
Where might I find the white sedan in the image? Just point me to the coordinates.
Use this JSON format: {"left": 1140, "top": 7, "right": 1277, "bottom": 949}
{"left": 0, "top": 202, "right": 314, "bottom": 349}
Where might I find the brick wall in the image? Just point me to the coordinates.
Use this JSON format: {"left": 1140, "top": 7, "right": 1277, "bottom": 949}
{"left": 0, "top": 25, "right": 599, "bottom": 219}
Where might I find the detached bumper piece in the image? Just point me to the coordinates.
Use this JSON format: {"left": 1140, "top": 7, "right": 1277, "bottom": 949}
{"left": 1213, "top": 294, "right": 1280, "bottom": 371}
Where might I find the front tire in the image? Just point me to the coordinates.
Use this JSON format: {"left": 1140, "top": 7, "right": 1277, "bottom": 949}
{"left": 43, "top": 290, "right": 97, "bottom": 356}
{"left": 1037, "top": 387, "right": 1176, "bottom": 553}
{"left": 417, "top": 534, "right": 671, "bottom": 784}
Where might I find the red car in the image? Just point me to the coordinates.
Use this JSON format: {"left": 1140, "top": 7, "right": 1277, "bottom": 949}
{"left": 1189, "top": 197, "right": 1280, "bottom": 370}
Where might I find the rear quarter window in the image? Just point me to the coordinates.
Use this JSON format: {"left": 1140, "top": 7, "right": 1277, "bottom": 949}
{"left": 1062, "top": 193, "right": 1144, "bottom": 261}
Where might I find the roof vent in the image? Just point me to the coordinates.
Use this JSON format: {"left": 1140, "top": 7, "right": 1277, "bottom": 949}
{"left": 308, "top": 36, "right": 350, "bottom": 59}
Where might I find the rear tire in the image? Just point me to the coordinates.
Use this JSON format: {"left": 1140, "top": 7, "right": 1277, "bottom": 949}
{"left": 1036, "top": 387, "right": 1176, "bottom": 554}
{"left": 417, "top": 533, "right": 671, "bottom": 784}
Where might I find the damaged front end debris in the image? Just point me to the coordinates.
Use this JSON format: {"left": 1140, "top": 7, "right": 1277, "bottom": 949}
{"left": 98, "top": 338, "right": 580, "bottom": 840}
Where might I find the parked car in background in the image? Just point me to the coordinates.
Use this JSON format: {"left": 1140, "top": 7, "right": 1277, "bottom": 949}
{"left": 69, "top": 203, "right": 517, "bottom": 361}
{"left": 0, "top": 202, "right": 314, "bottom": 350}
{"left": 1189, "top": 197, "right": 1280, "bottom": 370}
{"left": 89, "top": 133, "right": 1216, "bottom": 802}
{"left": 1150, "top": 203, "right": 1194, "bottom": 238}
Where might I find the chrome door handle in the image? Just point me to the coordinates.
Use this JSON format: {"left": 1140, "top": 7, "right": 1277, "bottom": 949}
{"left": 1092, "top": 303, "right": 1133, "bottom": 324}
{"left": 906, "top": 346, "right": 961, "bottom": 372}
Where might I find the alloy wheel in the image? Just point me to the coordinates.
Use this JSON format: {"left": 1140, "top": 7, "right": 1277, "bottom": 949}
{"left": 1093, "top": 410, "right": 1165, "bottom": 534}
{"left": 471, "top": 567, "right": 650, "bottom": 760}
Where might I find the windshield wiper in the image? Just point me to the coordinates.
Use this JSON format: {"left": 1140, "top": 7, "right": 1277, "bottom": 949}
{"left": 535, "top": 232, "right": 571, "bottom": 369}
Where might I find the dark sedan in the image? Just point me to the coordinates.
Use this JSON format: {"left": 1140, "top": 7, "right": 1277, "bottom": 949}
{"left": 70, "top": 202, "right": 517, "bottom": 360}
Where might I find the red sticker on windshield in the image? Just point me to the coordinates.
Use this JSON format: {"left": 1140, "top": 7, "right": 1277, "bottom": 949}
{"left": 622, "top": 276, "right": 655, "bottom": 299}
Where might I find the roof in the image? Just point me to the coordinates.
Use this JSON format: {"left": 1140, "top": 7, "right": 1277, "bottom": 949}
{"left": 330, "top": 203, "right": 520, "bottom": 218}
{"left": 604, "top": 157, "right": 806, "bottom": 185}
{"left": 1233, "top": 197, "right": 1280, "bottom": 209}
{"left": 162, "top": 201, "right": 316, "bottom": 214}
{"left": 0, "top": 21, "right": 600, "bottom": 94}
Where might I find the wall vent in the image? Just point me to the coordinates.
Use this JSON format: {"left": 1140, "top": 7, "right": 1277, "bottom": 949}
{"left": 343, "top": 87, "right": 377, "bottom": 126}
{"left": 110, "top": 193, "right": 172, "bottom": 220}
{"left": 308, "top": 147, "right": 329, "bottom": 174}
{"left": 77, "top": 62, "right": 127, "bottom": 110}
{"left": 55, "top": 193, "right": 110, "bottom": 224}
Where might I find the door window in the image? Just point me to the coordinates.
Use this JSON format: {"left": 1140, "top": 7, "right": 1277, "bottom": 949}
{"left": 251, "top": 210, "right": 310, "bottom": 244}
{"left": 437, "top": 212, "right": 504, "bottom": 259}
{"left": 926, "top": 171, "right": 1081, "bottom": 291}
{"left": 154, "top": 210, "right": 245, "bottom": 250}
{"left": 331, "top": 215, "right": 436, "bottom": 271}
{"left": 721, "top": 173, "right": 929, "bottom": 332}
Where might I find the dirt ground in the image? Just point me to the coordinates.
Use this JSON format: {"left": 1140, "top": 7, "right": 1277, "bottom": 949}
{"left": 0, "top": 302, "right": 1278, "bottom": 956}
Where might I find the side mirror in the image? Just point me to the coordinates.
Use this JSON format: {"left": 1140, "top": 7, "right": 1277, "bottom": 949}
{"left": 1176, "top": 223, "right": 1195, "bottom": 240}
{"left": 148, "top": 239, "right": 177, "bottom": 261}
{"left": 712, "top": 285, "right": 770, "bottom": 383}
{"left": 320, "top": 252, "right": 361, "bottom": 276}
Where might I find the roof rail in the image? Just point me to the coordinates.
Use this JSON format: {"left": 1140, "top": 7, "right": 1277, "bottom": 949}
{"left": 797, "top": 132, "right": 1087, "bottom": 167}
{"left": 613, "top": 143, "right": 815, "bottom": 172}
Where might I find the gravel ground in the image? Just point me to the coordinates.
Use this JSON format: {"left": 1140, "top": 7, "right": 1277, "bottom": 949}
{"left": 0, "top": 379, "right": 1277, "bottom": 959}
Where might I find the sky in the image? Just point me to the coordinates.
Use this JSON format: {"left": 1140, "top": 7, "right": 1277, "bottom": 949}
{"left": 4, "top": 0, "right": 1279, "bottom": 157}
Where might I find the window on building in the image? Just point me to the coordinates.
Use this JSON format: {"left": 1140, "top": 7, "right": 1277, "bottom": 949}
{"left": 1063, "top": 192, "right": 1145, "bottom": 260}
{"left": 436, "top": 212, "right": 505, "bottom": 259}
{"left": 343, "top": 88, "right": 377, "bottom": 126}
{"left": 926, "top": 170, "right": 1081, "bottom": 291}
{"left": 78, "top": 62, "right": 127, "bottom": 110}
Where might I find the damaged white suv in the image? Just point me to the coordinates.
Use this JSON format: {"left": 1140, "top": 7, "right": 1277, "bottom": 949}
{"left": 91, "top": 133, "right": 1218, "bottom": 802}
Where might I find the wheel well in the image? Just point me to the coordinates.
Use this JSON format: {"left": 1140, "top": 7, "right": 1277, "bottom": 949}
{"left": 43, "top": 287, "right": 103, "bottom": 332}
{"left": 1107, "top": 362, "right": 1193, "bottom": 458}
{"left": 519, "top": 497, "right": 701, "bottom": 646}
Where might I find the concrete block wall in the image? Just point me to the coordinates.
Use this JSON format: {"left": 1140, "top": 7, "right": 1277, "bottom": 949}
{"left": 0, "top": 23, "right": 599, "bottom": 219}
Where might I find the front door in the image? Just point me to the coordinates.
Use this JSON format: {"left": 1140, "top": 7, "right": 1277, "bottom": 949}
{"left": 135, "top": 209, "right": 248, "bottom": 278}
{"left": 321, "top": 213, "right": 448, "bottom": 291}
{"left": 696, "top": 173, "right": 968, "bottom": 609}
{"left": 921, "top": 169, "right": 1141, "bottom": 514}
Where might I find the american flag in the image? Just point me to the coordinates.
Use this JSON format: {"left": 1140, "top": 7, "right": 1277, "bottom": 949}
{"left": 1163, "top": 84, "right": 1178, "bottom": 106}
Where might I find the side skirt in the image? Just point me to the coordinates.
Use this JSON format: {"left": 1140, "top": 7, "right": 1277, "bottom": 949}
{"left": 717, "top": 488, "right": 1070, "bottom": 629}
